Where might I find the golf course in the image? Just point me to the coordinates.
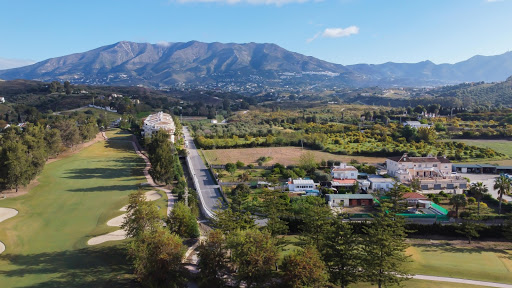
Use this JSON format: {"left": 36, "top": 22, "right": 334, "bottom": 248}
{"left": 0, "top": 129, "right": 146, "bottom": 287}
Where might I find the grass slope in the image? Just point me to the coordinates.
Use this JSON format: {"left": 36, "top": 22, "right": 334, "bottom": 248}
{"left": 0, "top": 130, "right": 146, "bottom": 287}
{"left": 454, "top": 139, "right": 512, "bottom": 166}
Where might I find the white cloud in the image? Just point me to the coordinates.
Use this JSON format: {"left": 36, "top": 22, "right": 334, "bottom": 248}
{"left": 307, "top": 26, "right": 359, "bottom": 43}
{"left": 0, "top": 58, "right": 35, "bottom": 70}
{"left": 306, "top": 32, "right": 321, "bottom": 43}
{"left": 174, "top": 0, "right": 309, "bottom": 5}
{"left": 156, "top": 41, "right": 172, "bottom": 47}
{"left": 322, "top": 26, "right": 359, "bottom": 38}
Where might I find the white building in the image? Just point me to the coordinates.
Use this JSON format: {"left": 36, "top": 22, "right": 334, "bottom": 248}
{"left": 287, "top": 178, "right": 317, "bottom": 192}
{"left": 403, "top": 121, "right": 431, "bottom": 129}
{"left": 0, "top": 97, "right": 5, "bottom": 103}
{"left": 386, "top": 153, "right": 452, "bottom": 183}
{"left": 143, "top": 112, "right": 176, "bottom": 142}
{"left": 368, "top": 176, "right": 396, "bottom": 192}
{"left": 331, "top": 163, "right": 358, "bottom": 180}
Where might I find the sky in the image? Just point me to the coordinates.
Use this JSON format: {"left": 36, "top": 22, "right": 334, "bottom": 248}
{"left": 0, "top": 0, "right": 511, "bottom": 68}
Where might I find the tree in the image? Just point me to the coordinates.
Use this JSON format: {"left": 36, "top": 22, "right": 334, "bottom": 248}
{"left": 64, "top": 81, "right": 72, "bottom": 95}
{"left": 321, "top": 217, "right": 361, "bottom": 288}
{"left": 167, "top": 201, "right": 199, "bottom": 238}
{"left": 384, "top": 183, "right": 409, "bottom": 213}
{"left": 147, "top": 130, "right": 175, "bottom": 184}
{"left": 0, "top": 139, "right": 30, "bottom": 192}
{"left": 122, "top": 190, "right": 161, "bottom": 238}
{"left": 450, "top": 194, "right": 467, "bottom": 218}
{"left": 281, "top": 246, "right": 328, "bottom": 288}
{"left": 44, "top": 128, "right": 63, "bottom": 158}
{"left": 261, "top": 189, "right": 290, "bottom": 237}
{"left": 469, "top": 182, "right": 489, "bottom": 215}
{"left": 410, "top": 178, "right": 421, "bottom": 192}
{"left": 212, "top": 207, "right": 255, "bottom": 234}
{"left": 417, "top": 127, "right": 437, "bottom": 143}
{"left": 236, "top": 160, "right": 245, "bottom": 168}
{"left": 128, "top": 226, "right": 187, "bottom": 287}
{"left": 300, "top": 197, "right": 333, "bottom": 249}
{"left": 53, "top": 119, "right": 81, "bottom": 148}
{"left": 361, "top": 205, "right": 410, "bottom": 288}
{"left": 299, "top": 151, "right": 317, "bottom": 173}
{"left": 227, "top": 229, "right": 279, "bottom": 287}
{"left": 225, "top": 162, "right": 237, "bottom": 177}
{"left": 494, "top": 174, "right": 512, "bottom": 215}
{"left": 231, "top": 184, "right": 251, "bottom": 212}
{"left": 456, "top": 220, "right": 482, "bottom": 244}
{"left": 197, "top": 230, "right": 229, "bottom": 288}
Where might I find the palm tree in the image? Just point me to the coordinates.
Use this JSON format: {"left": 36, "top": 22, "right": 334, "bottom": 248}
{"left": 494, "top": 175, "right": 512, "bottom": 215}
{"left": 450, "top": 194, "right": 467, "bottom": 218}
{"left": 470, "top": 182, "right": 489, "bottom": 215}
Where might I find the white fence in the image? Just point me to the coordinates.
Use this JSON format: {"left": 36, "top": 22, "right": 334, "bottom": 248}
{"left": 185, "top": 155, "right": 216, "bottom": 219}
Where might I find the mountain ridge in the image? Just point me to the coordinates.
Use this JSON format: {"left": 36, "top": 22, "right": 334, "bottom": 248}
{"left": 1, "top": 41, "right": 511, "bottom": 88}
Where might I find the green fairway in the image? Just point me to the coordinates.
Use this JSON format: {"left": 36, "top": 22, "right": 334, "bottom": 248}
{"left": 0, "top": 129, "right": 146, "bottom": 287}
{"left": 407, "top": 244, "right": 512, "bottom": 284}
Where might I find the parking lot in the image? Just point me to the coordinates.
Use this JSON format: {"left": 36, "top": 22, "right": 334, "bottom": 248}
{"left": 462, "top": 173, "right": 512, "bottom": 202}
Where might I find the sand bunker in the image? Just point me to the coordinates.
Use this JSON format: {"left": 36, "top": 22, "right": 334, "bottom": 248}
{"left": 106, "top": 214, "right": 126, "bottom": 227}
{"left": 145, "top": 190, "right": 161, "bottom": 201}
{"left": 0, "top": 208, "right": 18, "bottom": 254}
{"left": 87, "top": 229, "right": 127, "bottom": 246}
{"left": 0, "top": 207, "right": 18, "bottom": 223}
{"left": 120, "top": 205, "right": 128, "bottom": 211}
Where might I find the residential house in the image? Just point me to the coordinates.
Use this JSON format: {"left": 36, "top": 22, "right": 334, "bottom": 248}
{"left": 142, "top": 112, "right": 176, "bottom": 142}
{"left": 368, "top": 176, "right": 395, "bottom": 192}
{"left": 326, "top": 194, "right": 374, "bottom": 207}
{"left": 386, "top": 153, "right": 452, "bottom": 183}
{"left": 386, "top": 153, "right": 467, "bottom": 192}
{"left": 287, "top": 178, "right": 317, "bottom": 192}
{"left": 403, "top": 192, "right": 429, "bottom": 205}
{"left": 331, "top": 163, "right": 358, "bottom": 179}
{"left": 403, "top": 121, "right": 431, "bottom": 129}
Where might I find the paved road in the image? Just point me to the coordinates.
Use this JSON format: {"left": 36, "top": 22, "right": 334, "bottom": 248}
{"left": 413, "top": 274, "right": 512, "bottom": 288}
{"left": 183, "top": 127, "right": 224, "bottom": 215}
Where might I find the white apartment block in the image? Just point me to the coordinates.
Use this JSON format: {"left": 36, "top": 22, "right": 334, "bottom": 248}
{"left": 331, "top": 163, "right": 358, "bottom": 180}
{"left": 386, "top": 153, "right": 452, "bottom": 183}
{"left": 287, "top": 178, "right": 317, "bottom": 192}
{"left": 142, "top": 112, "right": 176, "bottom": 142}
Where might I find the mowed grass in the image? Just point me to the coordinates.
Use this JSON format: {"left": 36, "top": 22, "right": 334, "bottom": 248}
{"left": 352, "top": 279, "right": 489, "bottom": 288}
{"left": 0, "top": 129, "right": 146, "bottom": 287}
{"left": 203, "top": 147, "right": 386, "bottom": 166}
{"left": 407, "top": 244, "right": 512, "bottom": 284}
{"left": 454, "top": 139, "right": 512, "bottom": 165}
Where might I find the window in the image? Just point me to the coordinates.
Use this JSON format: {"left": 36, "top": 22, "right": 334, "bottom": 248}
{"left": 433, "top": 164, "right": 438, "bottom": 167}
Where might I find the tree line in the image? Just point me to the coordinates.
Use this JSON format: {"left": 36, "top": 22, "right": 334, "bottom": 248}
{"left": 0, "top": 115, "right": 99, "bottom": 193}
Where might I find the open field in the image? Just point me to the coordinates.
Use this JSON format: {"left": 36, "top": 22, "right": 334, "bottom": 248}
{"left": 0, "top": 129, "right": 146, "bottom": 287}
{"left": 407, "top": 242, "right": 512, "bottom": 284}
{"left": 452, "top": 139, "right": 512, "bottom": 165}
{"left": 203, "top": 147, "right": 386, "bottom": 166}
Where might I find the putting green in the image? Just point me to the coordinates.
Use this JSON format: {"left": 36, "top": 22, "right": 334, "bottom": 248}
{"left": 0, "top": 130, "right": 146, "bottom": 287}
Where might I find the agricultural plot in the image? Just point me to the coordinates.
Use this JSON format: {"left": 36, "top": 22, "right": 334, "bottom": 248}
{"left": 203, "top": 147, "right": 387, "bottom": 166}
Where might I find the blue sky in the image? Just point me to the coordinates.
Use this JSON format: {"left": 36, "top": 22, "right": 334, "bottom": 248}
{"left": 0, "top": 0, "right": 511, "bottom": 67}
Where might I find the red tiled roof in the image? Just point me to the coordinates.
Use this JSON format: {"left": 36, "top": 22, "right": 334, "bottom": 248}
{"left": 333, "top": 179, "right": 357, "bottom": 184}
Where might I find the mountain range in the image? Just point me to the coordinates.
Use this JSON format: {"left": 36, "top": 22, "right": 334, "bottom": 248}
{"left": 0, "top": 41, "right": 511, "bottom": 89}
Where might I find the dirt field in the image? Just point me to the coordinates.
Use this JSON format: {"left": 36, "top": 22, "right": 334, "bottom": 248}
{"left": 203, "top": 147, "right": 386, "bottom": 166}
